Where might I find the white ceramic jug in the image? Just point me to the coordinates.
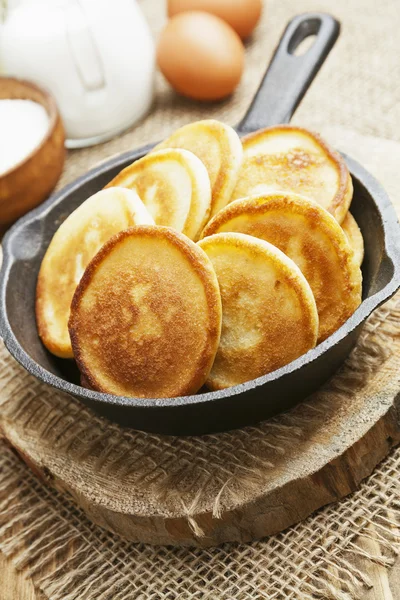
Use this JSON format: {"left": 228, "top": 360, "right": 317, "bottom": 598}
{"left": 0, "top": 0, "right": 155, "bottom": 147}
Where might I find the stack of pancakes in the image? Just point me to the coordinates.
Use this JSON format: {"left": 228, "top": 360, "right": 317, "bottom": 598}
{"left": 36, "top": 120, "right": 363, "bottom": 398}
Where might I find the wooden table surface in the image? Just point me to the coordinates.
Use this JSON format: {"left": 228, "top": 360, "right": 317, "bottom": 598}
{"left": 1, "top": 545, "right": 400, "bottom": 599}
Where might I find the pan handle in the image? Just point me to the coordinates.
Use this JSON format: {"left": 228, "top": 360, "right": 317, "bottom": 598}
{"left": 237, "top": 13, "right": 340, "bottom": 134}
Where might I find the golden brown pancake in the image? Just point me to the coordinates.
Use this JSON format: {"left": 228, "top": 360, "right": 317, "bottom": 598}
{"left": 202, "top": 193, "right": 362, "bottom": 342}
{"left": 154, "top": 119, "right": 243, "bottom": 217}
{"left": 69, "top": 225, "right": 222, "bottom": 398}
{"left": 342, "top": 212, "right": 364, "bottom": 267}
{"left": 106, "top": 148, "right": 211, "bottom": 241}
{"left": 36, "top": 187, "right": 154, "bottom": 358}
{"left": 197, "top": 232, "right": 318, "bottom": 390}
{"left": 232, "top": 125, "right": 353, "bottom": 223}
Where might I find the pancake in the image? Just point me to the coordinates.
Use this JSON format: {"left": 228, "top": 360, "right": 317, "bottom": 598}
{"left": 232, "top": 125, "right": 353, "bottom": 223}
{"left": 69, "top": 225, "right": 222, "bottom": 398}
{"left": 106, "top": 148, "right": 211, "bottom": 241}
{"left": 36, "top": 187, "right": 154, "bottom": 358}
{"left": 202, "top": 193, "right": 362, "bottom": 342}
{"left": 197, "top": 232, "right": 318, "bottom": 390}
{"left": 342, "top": 212, "right": 364, "bottom": 267}
{"left": 154, "top": 119, "right": 243, "bottom": 217}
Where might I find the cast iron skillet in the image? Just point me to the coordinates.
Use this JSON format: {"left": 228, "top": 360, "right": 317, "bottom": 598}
{"left": 1, "top": 13, "right": 400, "bottom": 436}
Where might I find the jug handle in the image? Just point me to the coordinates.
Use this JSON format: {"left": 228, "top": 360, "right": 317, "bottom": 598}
{"left": 65, "top": 0, "right": 106, "bottom": 92}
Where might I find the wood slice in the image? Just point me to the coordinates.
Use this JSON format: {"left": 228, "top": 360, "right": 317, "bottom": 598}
{"left": 1, "top": 130, "right": 400, "bottom": 548}
{"left": 0, "top": 291, "right": 400, "bottom": 547}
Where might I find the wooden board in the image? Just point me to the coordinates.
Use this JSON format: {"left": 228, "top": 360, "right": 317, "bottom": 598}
{"left": 1, "top": 287, "right": 400, "bottom": 547}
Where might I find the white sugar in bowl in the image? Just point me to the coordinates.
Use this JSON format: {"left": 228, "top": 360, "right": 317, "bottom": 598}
{"left": 0, "top": 0, "right": 155, "bottom": 148}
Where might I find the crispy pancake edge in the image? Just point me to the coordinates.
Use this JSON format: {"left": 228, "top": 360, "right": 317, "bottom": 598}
{"left": 241, "top": 125, "right": 352, "bottom": 223}
{"left": 36, "top": 274, "right": 74, "bottom": 358}
{"left": 68, "top": 225, "right": 222, "bottom": 398}
{"left": 342, "top": 212, "right": 364, "bottom": 267}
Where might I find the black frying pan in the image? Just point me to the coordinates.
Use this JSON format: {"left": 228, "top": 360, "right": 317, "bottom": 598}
{"left": 1, "top": 14, "right": 400, "bottom": 436}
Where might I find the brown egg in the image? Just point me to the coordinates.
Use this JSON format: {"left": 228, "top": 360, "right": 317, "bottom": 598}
{"left": 157, "top": 11, "right": 245, "bottom": 101}
{"left": 168, "top": 0, "right": 263, "bottom": 39}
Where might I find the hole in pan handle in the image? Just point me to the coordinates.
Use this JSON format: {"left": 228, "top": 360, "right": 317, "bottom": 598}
{"left": 237, "top": 13, "right": 341, "bottom": 134}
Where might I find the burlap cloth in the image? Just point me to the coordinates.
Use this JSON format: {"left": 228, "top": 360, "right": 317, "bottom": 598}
{"left": 1, "top": 0, "right": 400, "bottom": 598}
